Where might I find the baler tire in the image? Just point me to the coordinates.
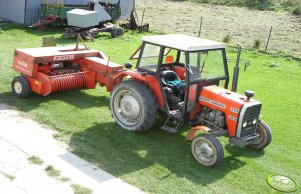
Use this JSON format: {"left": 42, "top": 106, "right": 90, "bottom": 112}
{"left": 111, "top": 27, "right": 124, "bottom": 38}
{"left": 110, "top": 80, "right": 158, "bottom": 132}
{"left": 249, "top": 120, "right": 272, "bottom": 149}
{"left": 191, "top": 134, "right": 224, "bottom": 167}
{"left": 11, "top": 76, "right": 30, "bottom": 98}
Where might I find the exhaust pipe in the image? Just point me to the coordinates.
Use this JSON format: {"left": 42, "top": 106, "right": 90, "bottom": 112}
{"left": 231, "top": 46, "right": 241, "bottom": 92}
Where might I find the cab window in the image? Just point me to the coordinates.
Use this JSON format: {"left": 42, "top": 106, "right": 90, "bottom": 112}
{"left": 138, "top": 44, "right": 161, "bottom": 72}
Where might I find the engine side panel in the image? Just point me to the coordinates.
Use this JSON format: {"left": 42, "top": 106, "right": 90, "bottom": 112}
{"left": 199, "top": 85, "right": 260, "bottom": 137}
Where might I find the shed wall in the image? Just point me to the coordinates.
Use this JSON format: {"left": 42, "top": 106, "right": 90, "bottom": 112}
{"left": 0, "top": 0, "right": 26, "bottom": 24}
{"left": 0, "top": 0, "right": 134, "bottom": 25}
{"left": 98, "top": 0, "right": 134, "bottom": 19}
{"left": 47, "top": 0, "right": 90, "bottom": 5}
{"left": 25, "top": 0, "right": 42, "bottom": 25}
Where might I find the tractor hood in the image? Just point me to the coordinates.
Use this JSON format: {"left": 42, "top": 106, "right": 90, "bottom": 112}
{"left": 199, "top": 85, "right": 262, "bottom": 137}
{"left": 199, "top": 85, "right": 261, "bottom": 115}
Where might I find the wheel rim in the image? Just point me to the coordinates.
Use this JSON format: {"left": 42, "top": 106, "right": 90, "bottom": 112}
{"left": 14, "top": 82, "right": 22, "bottom": 94}
{"left": 195, "top": 141, "right": 214, "bottom": 163}
{"left": 254, "top": 124, "right": 264, "bottom": 145}
{"left": 113, "top": 89, "right": 142, "bottom": 127}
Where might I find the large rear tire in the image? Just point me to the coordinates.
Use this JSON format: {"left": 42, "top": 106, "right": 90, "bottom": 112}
{"left": 11, "top": 76, "right": 30, "bottom": 98}
{"left": 110, "top": 81, "right": 158, "bottom": 132}
{"left": 191, "top": 134, "right": 224, "bottom": 166}
{"left": 249, "top": 120, "right": 272, "bottom": 149}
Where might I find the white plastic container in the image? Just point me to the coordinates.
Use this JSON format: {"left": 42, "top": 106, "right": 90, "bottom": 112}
{"left": 67, "top": 9, "right": 99, "bottom": 28}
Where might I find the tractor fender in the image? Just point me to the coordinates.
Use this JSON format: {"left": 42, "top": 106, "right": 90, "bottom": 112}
{"left": 112, "top": 71, "right": 165, "bottom": 108}
{"left": 186, "top": 126, "right": 211, "bottom": 141}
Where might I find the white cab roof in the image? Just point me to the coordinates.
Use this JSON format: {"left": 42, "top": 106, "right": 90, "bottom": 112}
{"left": 142, "top": 34, "right": 226, "bottom": 51}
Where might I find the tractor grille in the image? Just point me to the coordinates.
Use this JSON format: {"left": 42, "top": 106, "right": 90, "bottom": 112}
{"left": 240, "top": 104, "right": 261, "bottom": 138}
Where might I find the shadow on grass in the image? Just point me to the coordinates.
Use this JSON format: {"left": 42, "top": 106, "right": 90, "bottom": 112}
{"left": 225, "top": 144, "right": 265, "bottom": 158}
{"left": 0, "top": 22, "right": 65, "bottom": 35}
{"left": 68, "top": 120, "right": 247, "bottom": 186}
{"left": 0, "top": 90, "right": 109, "bottom": 112}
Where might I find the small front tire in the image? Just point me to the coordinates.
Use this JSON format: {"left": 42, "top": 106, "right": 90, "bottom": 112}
{"left": 249, "top": 120, "right": 272, "bottom": 149}
{"left": 191, "top": 134, "right": 224, "bottom": 166}
{"left": 11, "top": 76, "right": 30, "bottom": 98}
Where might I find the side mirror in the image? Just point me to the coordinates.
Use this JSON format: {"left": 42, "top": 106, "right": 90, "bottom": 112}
{"left": 124, "top": 62, "right": 132, "bottom": 69}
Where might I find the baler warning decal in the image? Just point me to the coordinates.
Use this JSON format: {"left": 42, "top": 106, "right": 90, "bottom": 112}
{"left": 18, "top": 61, "right": 28, "bottom": 68}
{"left": 230, "top": 107, "right": 239, "bottom": 114}
{"left": 228, "top": 115, "right": 237, "bottom": 121}
{"left": 200, "top": 97, "right": 226, "bottom": 109}
{"left": 15, "top": 61, "right": 31, "bottom": 75}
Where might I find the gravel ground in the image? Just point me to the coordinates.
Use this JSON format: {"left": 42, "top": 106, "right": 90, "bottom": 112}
{"left": 0, "top": 103, "right": 144, "bottom": 194}
{"left": 136, "top": 0, "right": 301, "bottom": 57}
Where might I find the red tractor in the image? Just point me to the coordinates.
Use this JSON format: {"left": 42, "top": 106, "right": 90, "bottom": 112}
{"left": 12, "top": 34, "right": 271, "bottom": 166}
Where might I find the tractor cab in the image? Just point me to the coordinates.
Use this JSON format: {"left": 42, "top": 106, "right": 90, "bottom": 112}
{"left": 131, "top": 34, "right": 229, "bottom": 124}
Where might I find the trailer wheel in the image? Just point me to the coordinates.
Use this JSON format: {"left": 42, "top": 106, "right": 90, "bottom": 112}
{"left": 191, "top": 134, "right": 224, "bottom": 166}
{"left": 111, "top": 27, "right": 124, "bottom": 38}
{"left": 110, "top": 80, "right": 158, "bottom": 132}
{"left": 249, "top": 120, "right": 272, "bottom": 149}
{"left": 11, "top": 76, "right": 30, "bottom": 98}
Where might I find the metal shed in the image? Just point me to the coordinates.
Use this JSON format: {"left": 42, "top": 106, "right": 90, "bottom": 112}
{"left": 0, "top": 0, "right": 90, "bottom": 25}
{"left": 0, "top": 0, "right": 134, "bottom": 25}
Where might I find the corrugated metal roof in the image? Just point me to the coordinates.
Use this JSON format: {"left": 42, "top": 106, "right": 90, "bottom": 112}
{"left": 0, "top": 0, "right": 26, "bottom": 24}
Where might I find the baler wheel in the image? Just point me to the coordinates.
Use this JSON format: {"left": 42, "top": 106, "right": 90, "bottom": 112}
{"left": 110, "top": 80, "right": 158, "bottom": 132}
{"left": 249, "top": 120, "right": 272, "bottom": 149}
{"left": 191, "top": 134, "right": 224, "bottom": 166}
{"left": 11, "top": 76, "right": 30, "bottom": 98}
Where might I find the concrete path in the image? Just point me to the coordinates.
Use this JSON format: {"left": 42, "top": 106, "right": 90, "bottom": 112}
{"left": 0, "top": 103, "right": 144, "bottom": 194}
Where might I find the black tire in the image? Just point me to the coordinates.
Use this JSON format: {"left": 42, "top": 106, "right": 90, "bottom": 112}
{"left": 11, "top": 76, "right": 30, "bottom": 98}
{"left": 110, "top": 80, "right": 158, "bottom": 132}
{"left": 191, "top": 134, "right": 224, "bottom": 166}
{"left": 249, "top": 120, "right": 272, "bottom": 149}
{"left": 111, "top": 27, "right": 124, "bottom": 38}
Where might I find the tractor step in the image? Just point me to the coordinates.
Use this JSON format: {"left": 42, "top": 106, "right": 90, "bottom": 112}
{"left": 160, "top": 117, "right": 182, "bottom": 133}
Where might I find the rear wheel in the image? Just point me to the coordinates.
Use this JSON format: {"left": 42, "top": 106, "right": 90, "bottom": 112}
{"left": 110, "top": 81, "right": 158, "bottom": 132}
{"left": 249, "top": 120, "right": 272, "bottom": 149}
{"left": 11, "top": 76, "right": 30, "bottom": 98}
{"left": 191, "top": 134, "right": 224, "bottom": 166}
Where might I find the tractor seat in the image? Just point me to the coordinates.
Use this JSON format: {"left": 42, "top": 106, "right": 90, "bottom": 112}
{"left": 161, "top": 70, "right": 186, "bottom": 95}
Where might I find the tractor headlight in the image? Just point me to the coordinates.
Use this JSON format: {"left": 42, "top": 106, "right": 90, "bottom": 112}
{"left": 243, "top": 121, "right": 247, "bottom": 128}
{"left": 253, "top": 119, "right": 257, "bottom": 125}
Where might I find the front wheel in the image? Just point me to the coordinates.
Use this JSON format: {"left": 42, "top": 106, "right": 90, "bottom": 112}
{"left": 249, "top": 120, "right": 272, "bottom": 149}
{"left": 191, "top": 134, "right": 224, "bottom": 166}
{"left": 110, "top": 81, "right": 158, "bottom": 132}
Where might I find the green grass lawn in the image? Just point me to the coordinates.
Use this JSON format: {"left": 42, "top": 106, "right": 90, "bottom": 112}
{"left": 0, "top": 22, "right": 300, "bottom": 193}
{"left": 183, "top": 0, "right": 301, "bottom": 13}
